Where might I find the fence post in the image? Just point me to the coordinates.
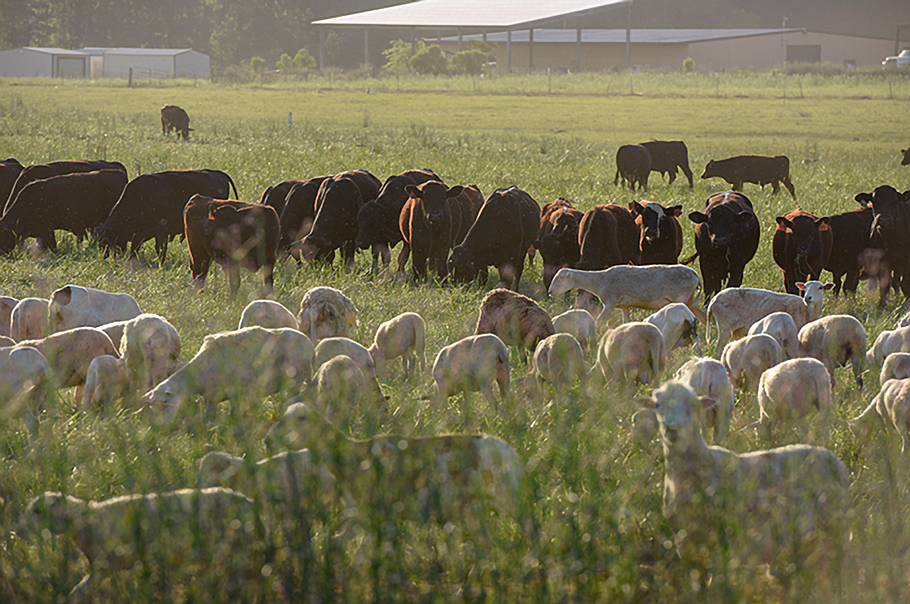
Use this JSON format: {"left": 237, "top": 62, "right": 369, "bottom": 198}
{"left": 128, "top": 68, "right": 133, "bottom": 88}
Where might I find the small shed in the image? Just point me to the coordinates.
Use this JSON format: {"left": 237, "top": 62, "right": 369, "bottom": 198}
{"left": 0, "top": 47, "right": 89, "bottom": 78}
{"left": 101, "top": 48, "right": 210, "bottom": 79}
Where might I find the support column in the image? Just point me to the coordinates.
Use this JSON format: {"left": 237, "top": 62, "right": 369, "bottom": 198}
{"left": 529, "top": 29, "right": 534, "bottom": 70}
{"left": 411, "top": 28, "right": 416, "bottom": 56}
{"left": 576, "top": 27, "right": 582, "bottom": 71}
{"left": 458, "top": 29, "right": 463, "bottom": 52}
{"left": 506, "top": 29, "right": 512, "bottom": 72}
{"left": 319, "top": 28, "right": 325, "bottom": 71}
{"left": 625, "top": 1, "right": 632, "bottom": 69}
{"left": 364, "top": 28, "right": 369, "bottom": 67}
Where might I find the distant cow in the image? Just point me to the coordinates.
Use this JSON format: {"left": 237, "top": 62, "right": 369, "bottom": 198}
{"left": 447, "top": 187, "right": 540, "bottom": 289}
{"left": 532, "top": 198, "right": 583, "bottom": 289}
{"left": 772, "top": 207, "right": 833, "bottom": 295}
{"left": 95, "top": 169, "right": 238, "bottom": 262}
{"left": 184, "top": 195, "right": 280, "bottom": 296}
{"left": 576, "top": 204, "right": 640, "bottom": 270}
{"left": 398, "top": 181, "right": 464, "bottom": 280}
{"left": 856, "top": 185, "right": 910, "bottom": 305}
{"left": 686, "top": 191, "right": 760, "bottom": 301}
{"left": 701, "top": 155, "right": 795, "bottom": 198}
{"left": 0, "top": 158, "right": 24, "bottom": 205}
{"left": 824, "top": 205, "right": 882, "bottom": 298}
{"left": 277, "top": 176, "right": 331, "bottom": 252}
{"left": 5, "top": 160, "right": 126, "bottom": 214}
{"left": 629, "top": 200, "right": 683, "bottom": 265}
{"left": 640, "top": 140, "right": 693, "bottom": 188}
{"left": 901, "top": 148, "right": 909, "bottom": 166}
{"left": 614, "top": 144, "right": 651, "bottom": 190}
{"left": 160, "top": 104, "right": 192, "bottom": 139}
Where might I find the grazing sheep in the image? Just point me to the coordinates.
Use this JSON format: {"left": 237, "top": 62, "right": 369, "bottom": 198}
{"left": 238, "top": 299, "right": 298, "bottom": 330}
{"left": 848, "top": 378, "right": 910, "bottom": 452}
{"left": 368, "top": 312, "right": 426, "bottom": 375}
{"left": 530, "top": 333, "right": 586, "bottom": 394}
{"left": 867, "top": 326, "right": 910, "bottom": 368}
{"left": 596, "top": 322, "right": 666, "bottom": 387}
{"left": 551, "top": 309, "right": 596, "bottom": 349}
{"left": 798, "top": 314, "right": 866, "bottom": 388}
{"left": 747, "top": 311, "right": 799, "bottom": 361}
{"left": 82, "top": 354, "right": 128, "bottom": 409}
{"left": 17, "top": 327, "right": 119, "bottom": 389}
{"left": 881, "top": 352, "right": 910, "bottom": 384}
{"left": 757, "top": 357, "right": 833, "bottom": 445}
{"left": 898, "top": 308, "right": 910, "bottom": 329}
{"left": 631, "top": 407, "right": 659, "bottom": 449}
{"left": 96, "top": 319, "right": 129, "bottom": 351}
{"left": 674, "top": 357, "right": 735, "bottom": 445}
{"left": 47, "top": 284, "right": 141, "bottom": 332}
{"left": 120, "top": 314, "right": 182, "bottom": 394}
{"left": 706, "top": 281, "right": 832, "bottom": 353}
{"left": 644, "top": 302, "right": 700, "bottom": 352}
{"left": 19, "top": 488, "right": 267, "bottom": 602}
{"left": 0, "top": 345, "right": 53, "bottom": 433}
{"left": 10, "top": 297, "right": 49, "bottom": 341}
{"left": 143, "top": 326, "right": 314, "bottom": 421}
{"left": 474, "top": 288, "right": 554, "bottom": 362}
{"left": 547, "top": 265, "right": 705, "bottom": 328}
{"left": 314, "top": 337, "right": 379, "bottom": 381}
{"left": 0, "top": 295, "right": 17, "bottom": 337}
{"left": 432, "top": 334, "right": 510, "bottom": 412}
{"left": 315, "top": 354, "right": 386, "bottom": 421}
{"left": 296, "top": 286, "right": 358, "bottom": 343}
{"left": 652, "top": 380, "right": 848, "bottom": 583}
{"left": 721, "top": 333, "right": 782, "bottom": 394}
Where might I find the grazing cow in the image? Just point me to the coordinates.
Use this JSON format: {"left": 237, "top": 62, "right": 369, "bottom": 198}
{"left": 629, "top": 200, "right": 683, "bottom": 265}
{"left": 575, "top": 204, "right": 640, "bottom": 271}
{"left": 276, "top": 176, "right": 331, "bottom": 252}
{"left": 772, "top": 207, "right": 833, "bottom": 295}
{"left": 685, "top": 191, "right": 760, "bottom": 301}
{"left": 258, "top": 179, "right": 305, "bottom": 216}
{"left": 532, "top": 198, "right": 583, "bottom": 289}
{"left": 640, "top": 140, "right": 694, "bottom": 188}
{"left": 614, "top": 144, "right": 651, "bottom": 190}
{"left": 701, "top": 155, "right": 795, "bottom": 198}
{"left": 824, "top": 205, "right": 878, "bottom": 297}
{"left": 447, "top": 187, "right": 541, "bottom": 289}
{"left": 95, "top": 169, "right": 237, "bottom": 262}
{"left": 293, "top": 170, "right": 381, "bottom": 271}
{"left": 857, "top": 186, "right": 910, "bottom": 305}
{"left": 354, "top": 169, "right": 438, "bottom": 271}
{"left": 0, "top": 170, "right": 127, "bottom": 253}
{"left": 183, "top": 195, "right": 280, "bottom": 296}
{"left": 901, "top": 148, "right": 909, "bottom": 166}
{"left": 5, "top": 160, "right": 126, "bottom": 213}
{"left": 160, "top": 104, "right": 192, "bottom": 139}
{"left": 0, "top": 158, "right": 23, "bottom": 204}
{"left": 398, "top": 181, "right": 463, "bottom": 280}
{"left": 447, "top": 184, "right": 484, "bottom": 246}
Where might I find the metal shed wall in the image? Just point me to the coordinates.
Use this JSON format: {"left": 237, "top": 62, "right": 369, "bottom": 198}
{"left": 0, "top": 48, "right": 88, "bottom": 78}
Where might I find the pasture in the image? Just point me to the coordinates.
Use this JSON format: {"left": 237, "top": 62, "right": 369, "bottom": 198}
{"left": 1, "top": 73, "right": 910, "bottom": 603}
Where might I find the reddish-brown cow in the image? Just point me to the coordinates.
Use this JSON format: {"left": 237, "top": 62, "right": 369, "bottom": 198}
{"left": 772, "top": 207, "right": 833, "bottom": 295}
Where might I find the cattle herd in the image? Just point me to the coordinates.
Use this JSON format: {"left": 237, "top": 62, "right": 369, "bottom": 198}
{"left": 3, "top": 124, "right": 910, "bottom": 601}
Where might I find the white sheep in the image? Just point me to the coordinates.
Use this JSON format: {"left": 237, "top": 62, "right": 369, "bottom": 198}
{"left": 706, "top": 281, "right": 832, "bottom": 353}
{"left": 867, "top": 326, "right": 910, "bottom": 368}
{"left": 120, "top": 313, "right": 182, "bottom": 395}
{"left": 0, "top": 295, "right": 18, "bottom": 338}
{"left": 881, "top": 352, "right": 910, "bottom": 384}
{"left": 747, "top": 311, "right": 799, "bottom": 361}
{"left": 848, "top": 378, "right": 910, "bottom": 452}
{"left": 551, "top": 309, "right": 596, "bottom": 349}
{"left": 367, "top": 312, "right": 426, "bottom": 375}
{"left": 82, "top": 354, "right": 128, "bottom": 409}
{"left": 314, "top": 336, "right": 378, "bottom": 379}
{"left": 757, "top": 357, "right": 833, "bottom": 445}
{"left": 721, "top": 333, "right": 782, "bottom": 394}
{"left": 296, "top": 286, "right": 358, "bottom": 343}
{"left": 798, "top": 314, "right": 866, "bottom": 389}
{"left": 238, "top": 299, "right": 298, "bottom": 330}
{"left": 595, "top": 322, "right": 666, "bottom": 387}
{"left": 674, "top": 357, "right": 735, "bottom": 445}
{"left": 17, "top": 327, "right": 119, "bottom": 389}
{"left": 474, "top": 288, "right": 554, "bottom": 362}
{"left": 315, "top": 354, "right": 387, "bottom": 421}
{"left": 0, "top": 345, "right": 53, "bottom": 434}
{"left": 47, "top": 284, "right": 141, "bottom": 332}
{"left": 96, "top": 319, "right": 129, "bottom": 351}
{"left": 432, "top": 334, "right": 510, "bottom": 412}
{"left": 643, "top": 302, "right": 700, "bottom": 352}
{"left": 10, "top": 297, "right": 49, "bottom": 341}
{"left": 630, "top": 407, "right": 659, "bottom": 449}
{"left": 652, "top": 380, "right": 848, "bottom": 582}
{"left": 530, "top": 333, "right": 586, "bottom": 394}
{"left": 548, "top": 265, "right": 705, "bottom": 327}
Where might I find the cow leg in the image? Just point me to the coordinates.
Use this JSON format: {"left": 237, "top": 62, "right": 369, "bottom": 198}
{"left": 783, "top": 178, "right": 796, "bottom": 199}
{"left": 732, "top": 181, "right": 742, "bottom": 192}
{"left": 342, "top": 242, "right": 355, "bottom": 273}
{"left": 262, "top": 263, "right": 275, "bottom": 293}
{"left": 727, "top": 262, "right": 747, "bottom": 289}
{"left": 154, "top": 236, "right": 168, "bottom": 264}
{"left": 668, "top": 168, "right": 677, "bottom": 184}
{"left": 682, "top": 165, "right": 694, "bottom": 188}
{"left": 412, "top": 249, "right": 427, "bottom": 281}
{"left": 40, "top": 232, "right": 58, "bottom": 253}
{"left": 228, "top": 265, "right": 241, "bottom": 298}
{"left": 498, "top": 263, "right": 517, "bottom": 290}
{"left": 397, "top": 243, "right": 410, "bottom": 273}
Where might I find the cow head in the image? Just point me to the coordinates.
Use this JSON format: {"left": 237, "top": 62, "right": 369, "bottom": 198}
{"left": 354, "top": 201, "right": 386, "bottom": 249}
{"left": 775, "top": 211, "right": 830, "bottom": 258}
{"left": 858, "top": 185, "right": 910, "bottom": 241}
{"left": 447, "top": 245, "right": 477, "bottom": 284}
{"left": 700, "top": 160, "right": 718, "bottom": 180}
{"left": 630, "top": 201, "right": 682, "bottom": 242}
{"left": 93, "top": 224, "right": 127, "bottom": 254}
{"left": 902, "top": 148, "right": 910, "bottom": 166}
{"left": 688, "top": 206, "right": 752, "bottom": 249}
{"left": 405, "top": 182, "right": 462, "bottom": 229}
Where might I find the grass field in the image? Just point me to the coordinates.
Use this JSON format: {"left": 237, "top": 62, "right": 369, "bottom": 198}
{"left": 2, "top": 73, "right": 910, "bottom": 603}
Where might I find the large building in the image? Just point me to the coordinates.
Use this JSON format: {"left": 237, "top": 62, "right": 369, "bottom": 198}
{"left": 0, "top": 47, "right": 210, "bottom": 79}
{"left": 0, "top": 47, "right": 90, "bottom": 78}
{"left": 96, "top": 48, "right": 210, "bottom": 79}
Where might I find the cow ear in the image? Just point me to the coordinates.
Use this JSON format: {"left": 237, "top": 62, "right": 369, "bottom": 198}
{"left": 815, "top": 216, "right": 830, "bottom": 228}
{"left": 405, "top": 185, "right": 420, "bottom": 199}
{"left": 776, "top": 216, "right": 792, "bottom": 229}
{"left": 667, "top": 205, "right": 683, "bottom": 217}
{"left": 855, "top": 193, "right": 872, "bottom": 204}
{"left": 735, "top": 211, "right": 754, "bottom": 223}
{"left": 630, "top": 201, "right": 644, "bottom": 215}
{"left": 901, "top": 191, "right": 910, "bottom": 202}
{"left": 446, "top": 185, "right": 464, "bottom": 198}
{"left": 688, "top": 211, "right": 707, "bottom": 224}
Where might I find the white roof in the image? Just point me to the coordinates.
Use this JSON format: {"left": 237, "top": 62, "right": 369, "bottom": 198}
{"left": 313, "top": 0, "right": 630, "bottom": 29}
{"left": 102, "top": 48, "right": 194, "bottom": 56}
{"left": 441, "top": 28, "right": 807, "bottom": 44}
{"left": 22, "top": 47, "right": 88, "bottom": 56}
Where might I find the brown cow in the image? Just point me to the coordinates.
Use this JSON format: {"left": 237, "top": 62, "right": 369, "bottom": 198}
{"left": 532, "top": 198, "right": 583, "bottom": 289}
{"left": 629, "top": 200, "right": 683, "bottom": 265}
{"left": 0, "top": 158, "right": 23, "bottom": 205}
{"left": 184, "top": 195, "right": 280, "bottom": 297}
{"left": 902, "top": 148, "right": 910, "bottom": 166}
{"left": 614, "top": 145, "right": 651, "bottom": 190}
{"left": 772, "top": 207, "right": 833, "bottom": 295}
{"left": 701, "top": 155, "right": 795, "bottom": 198}
{"left": 6, "top": 160, "right": 126, "bottom": 213}
{"left": 161, "top": 104, "right": 192, "bottom": 139}
{"left": 576, "top": 204, "right": 640, "bottom": 270}
{"left": 277, "top": 176, "right": 332, "bottom": 252}
{"left": 397, "top": 181, "right": 464, "bottom": 280}
{"left": 448, "top": 184, "right": 483, "bottom": 246}
{"left": 258, "top": 179, "right": 306, "bottom": 216}
{"left": 640, "top": 140, "right": 694, "bottom": 188}
{"left": 823, "top": 205, "right": 881, "bottom": 298}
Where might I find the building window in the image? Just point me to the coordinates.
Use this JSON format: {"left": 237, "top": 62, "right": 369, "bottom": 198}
{"left": 786, "top": 45, "right": 821, "bottom": 63}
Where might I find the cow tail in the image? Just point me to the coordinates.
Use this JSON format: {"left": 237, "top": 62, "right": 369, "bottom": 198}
{"left": 680, "top": 251, "right": 699, "bottom": 265}
{"left": 226, "top": 174, "right": 239, "bottom": 199}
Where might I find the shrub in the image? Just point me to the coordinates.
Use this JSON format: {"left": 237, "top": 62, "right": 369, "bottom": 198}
{"left": 450, "top": 49, "right": 494, "bottom": 76}
{"left": 293, "top": 48, "right": 317, "bottom": 73}
{"left": 382, "top": 39, "right": 416, "bottom": 75}
{"left": 250, "top": 57, "right": 266, "bottom": 73}
{"left": 409, "top": 44, "right": 447, "bottom": 76}
{"left": 683, "top": 57, "right": 696, "bottom": 73}
{"left": 276, "top": 53, "right": 294, "bottom": 72}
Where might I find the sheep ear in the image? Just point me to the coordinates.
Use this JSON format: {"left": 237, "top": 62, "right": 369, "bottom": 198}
{"left": 823, "top": 282, "right": 835, "bottom": 290}
{"left": 795, "top": 282, "right": 806, "bottom": 291}
{"left": 699, "top": 396, "right": 717, "bottom": 411}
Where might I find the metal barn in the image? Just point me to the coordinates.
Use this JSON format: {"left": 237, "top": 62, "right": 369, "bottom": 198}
{"left": 0, "top": 47, "right": 89, "bottom": 78}
{"left": 101, "top": 48, "right": 210, "bottom": 79}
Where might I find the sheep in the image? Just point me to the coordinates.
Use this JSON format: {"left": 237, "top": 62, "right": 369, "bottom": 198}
{"left": 746, "top": 311, "right": 799, "bottom": 361}
{"left": 143, "top": 326, "right": 314, "bottom": 422}
{"left": 0, "top": 295, "right": 17, "bottom": 337}
{"left": 720, "top": 333, "right": 782, "bottom": 394}
{"left": 757, "top": 357, "right": 833, "bottom": 445}
{"left": 706, "top": 281, "right": 833, "bottom": 353}
{"left": 530, "top": 333, "right": 586, "bottom": 394}
{"left": 315, "top": 354, "right": 387, "bottom": 421}
{"left": 120, "top": 313, "right": 182, "bottom": 395}
{"left": 18, "top": 488, "right": 267, "bottom": 602}
{"left": 798, "top": 314, "right": 866, "bottom": 388}
{"left": 867, "top": 326, "right": 910, "bottom": 368}
{"left": 10, "top": 297, "right": 49, "bottom": 341}
{"left": 848, "top": 378, "right": 910, "bottom": 452}
{"left": 432, "top": 334, "right": 510, "bottom": 412}
{"left": 474, "top": 288, "right": 554, "bottom": 363}
{"left": 82, "top": 354, "right": 128, "bottom": 409}
{"left": 898, "top": 308, "right": 910, "bottom": 329}
{"left": 674, "top": 357, "right": 735, "bottom": 445}
{"left": 551, "top": 309, "right": 596, "bottom": 349}
{"left": 367, "top": 312, "right": 426, "bottom": 375}
{"left": 643, "top": 302, "right": 700, "bottom": 352}
{"left": 314, "top": 336, "right": 380, "bottom": 383}
{"left": 0, "top": 345, "right": 53, "bottom": 434}
{"left": 238, "top": 299, "right": 298, "bottom": 330}
{"left": 16, "top": 327, "right": 119, "bottom": 389}
{"left": 881, "top": 352, "right": 910, "bottom": 384}
{"left": 547, "top": 265, "right": 706, "bottom": 328}
{"left": 630, "top": 407, "right": 659, "bottom": 449}
{"left": 296, "top": 286, "right": 358, "bottom": 343}
{"left": 595, "top": 322, "right": 666, "bottom": 387}
{"left": 47, "top": 284, "right": 141, "bottom": 332}
{"left": 651, "top": 380, "right": 848, "bottom": 584}
{"left": 96, "top": 318, "right": 130, "bottom": 350}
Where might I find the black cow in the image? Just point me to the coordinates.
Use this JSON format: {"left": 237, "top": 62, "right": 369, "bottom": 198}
{"left": 640, "top": 140, "right": 694, "bottom": 188}
{"left": 629, "top": 200, "right": 683, "bottom": 265}
{"left": 856, "top": 185, "right": 910, "bottom": 306}
{"left": 95, "top": 169, "right": 237, "bottom": 262}
{"left": 614, "top": 145, "right": 651, "bottom": 190}
{"left": 772, "top": 208, "right": 832, "bottom": 295}
{"left": 824, "top": 206, "right": 881, "bottom": 298}
{"left": 277, "top": 176, "right": 332, "bottom": 252}
{"left": 258, "top": 180, "right": 306, "bottom": 216}
{"left": 685, "top": 191, "right": 760, "bottom": 301}
{"left": 6, "top": 160, "right": 126, "bottom": 213}
{"left": 161, "top": 105, "right": 192, "bottom": 139}
{"left": 0, "top": 158, "right": 24, "bottom": 205}
{"left": 532, "top": 198, "right": 583, "bottom": 289}
{"left": 902, "top": 148, "right": 910, "bottom": 166}
{"left": 701, "top": 155, "right": 795, "bottom": 198}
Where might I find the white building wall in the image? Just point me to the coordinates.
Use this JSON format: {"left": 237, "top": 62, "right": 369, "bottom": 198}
{"left": 174, "top": 51, "right": 210, "bottom": 78}
{"left": 103, "top": 53, "right": 174, "bottom": 78}
{"left": 0, "top": 48, "right": 54, "bottom": 78}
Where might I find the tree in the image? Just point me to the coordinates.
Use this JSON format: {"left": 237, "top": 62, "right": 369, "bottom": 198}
{"left": 293, "top": 48, "right": 316, "bottom": 72}
{"left": 450, "top": 49, "right": 493, "bottom": 75}
{"left": 409, "top": 44, "right": 447, "bottom": 75}
{"left": 250, "top": 56, "right": 266, "bottom": 73}
{"left": 277, "top": 53, "right": 294, "bottom": 72}
{"left": 382, "top": 38, "right": 417, "bottom": 75}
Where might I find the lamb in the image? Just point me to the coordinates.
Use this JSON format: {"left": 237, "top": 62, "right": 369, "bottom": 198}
{"left": 0, "top": 345, "right": 53, "bottom": 433}
{"left": 757, "top": 357, "right": 833, "bottom": 445}
{"left": 643, "top": 302, "right": 700, "bottom": 352}
{"left": 848, "top": 378, "right": 910, "bottom": 452}
{"left": 529, "top": 333, "right": 586, "bottom": 394}
{"left": 432, "top": 333, "right": 510, "bottom": 412}
{"left": 120, "top": 314, "right": 182, "bottom": 394}
{"left": 881, "top": 352, "right": 910, "bottom": 384}
{"left": 367, "top": 312, "right": 427, "bottom": 375}
{"left": 674, "top": 357, "right": 735, "bottom": 445}
{"left": 238, "top": 299, "right": 298, "bottom": 330}
{"left": 143, "top": 326, "right": 314, "bottom": 421}
{"left": 0, "top": 295, "right": 17, "bottom": 337}
{"left": 547, "top": 265, "right": 705, "bottom": 328}
{"left": 96, "top": 319, "right": 129, "bottom": 350}
{"left": 474, "top": 288, "right": 554, "bottom": 362}
{"left": 706, "top": 281, "right": 833, "bottom": 353}
{"left": 16, "top": 327, "right": 119, "bottom": 389}
{"left": 18, "top": 488, "right": 267, "bottom": 602}
{"left": 314, "top": 336, "right": 379, "bottom": 381}
{"left": 296, "top": 286, "right": 358, "bottom": 343}
{"left": 551, "top": 309, "right": 596, "bottom": 349}
{"left": 866, "top": 326, "right": 910, "bottom": 368}
{"left": 721, "top": 333, "right": 782, "bottom": 394}
{"left": 595, "top": 322, "right": 666, "bottom": 387}
{"left": 652, "top": 380, "right": 848, "bottom": 584}
{"left": 798, "top": 314, "right": 866, "bottom": 388}
{"left": 746, "top": 311, "right": 799, "bottom": 361}
{"left": 82, "top": 354, "right": 128, "bottom": 409}
{"left": 47, "top": 284, "right": 141, "bottom": 332}
{"left": 315, "top": 354, "right": 386, "bottom": 421}
{"left": 10, "top": 297, "right": 49, "bottom": 341}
